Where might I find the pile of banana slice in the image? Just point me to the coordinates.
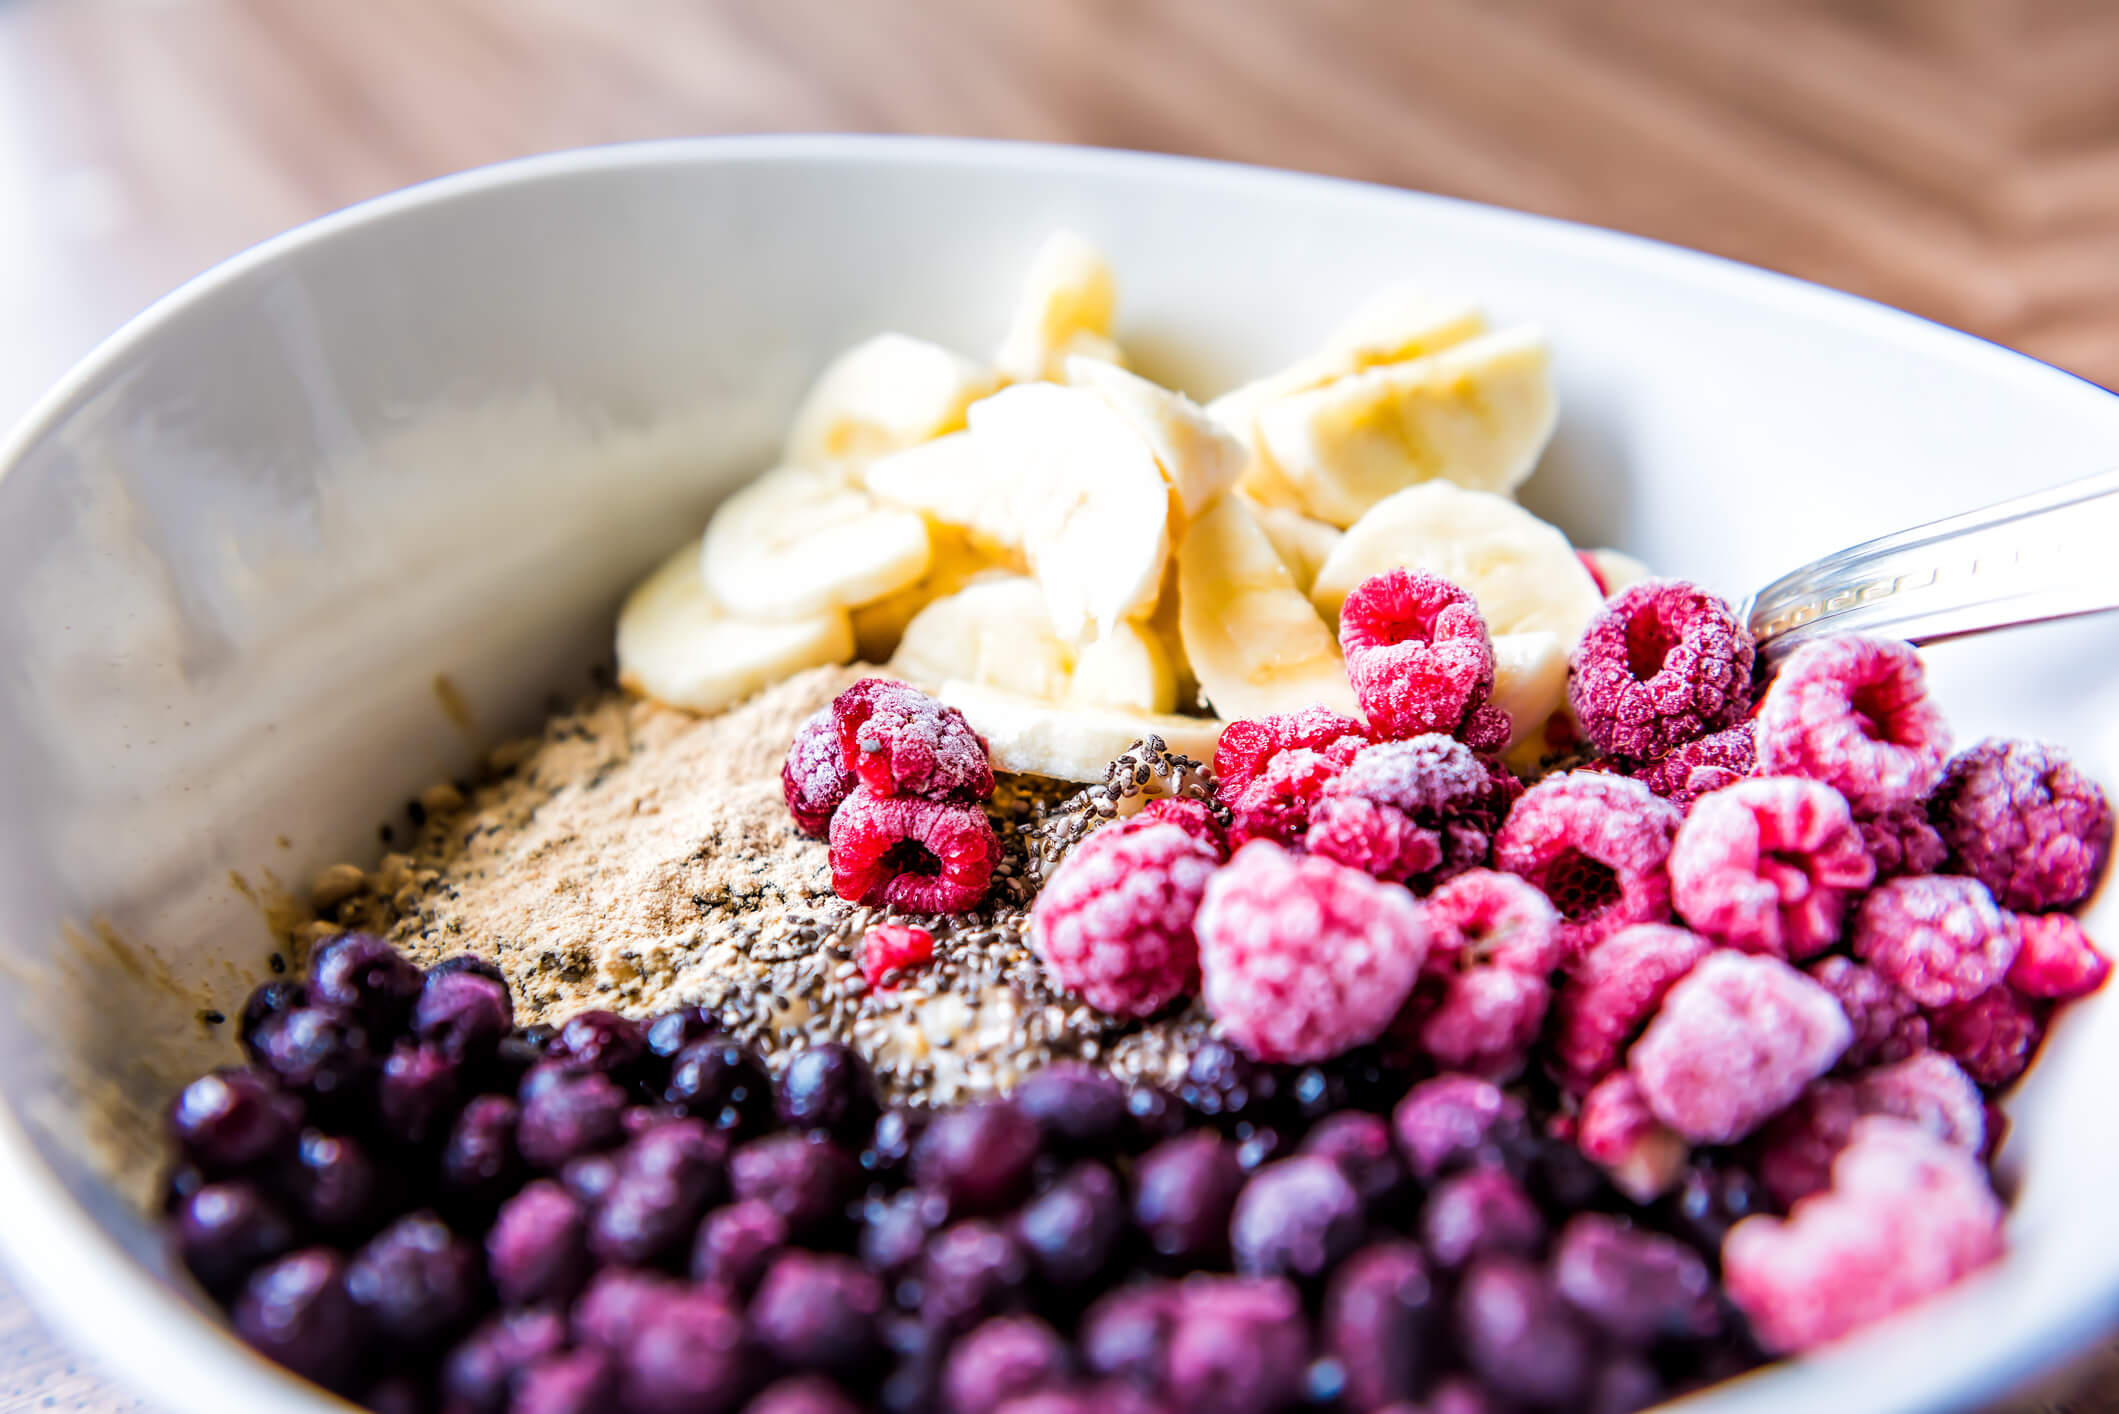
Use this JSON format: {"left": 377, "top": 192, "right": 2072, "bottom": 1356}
{"left": 617, "top": 232, "right": 1644, "bottom": 782}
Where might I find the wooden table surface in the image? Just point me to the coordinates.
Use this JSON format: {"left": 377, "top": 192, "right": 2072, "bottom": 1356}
{"left": 4, "top": 0, "right": 2119, "bottom": 1409}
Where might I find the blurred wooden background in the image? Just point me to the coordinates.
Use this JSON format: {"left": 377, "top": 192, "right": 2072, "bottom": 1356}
{"left": 4, "top": 0, "right": 2119, "bottom": 1408}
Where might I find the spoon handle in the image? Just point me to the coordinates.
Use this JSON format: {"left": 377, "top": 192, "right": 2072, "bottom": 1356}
{"left": 1741, "top": 467, "right": 2119, "bottom": 660}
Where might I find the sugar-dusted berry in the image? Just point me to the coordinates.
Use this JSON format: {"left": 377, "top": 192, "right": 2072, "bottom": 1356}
{"left": 1932, "top": 738, "right": 2113, "bottom": 912}
{"left": 1753, "top": 635, "right": 1950, "bottom": 816}
{"left": 1859, "top": 801, "right": 1949, "bottom": 881}
{"left": 829, "top": 788, "right": 1001, "bottom": 913}
{"left": 1930, "top": 986, "right": 2043, "bottom": 1090}
{"left": 1306, "top": 737, "right": 1520, "bottom": 890}
{"left": 1634, "top": 722, "right": 1757, "bottom": 808}
{"left": 1410, "top": 869, "right": 1562, "bottom": 1076}
{"left": 1851, "top": 875, "right": 2017, "bottom": 1009}
{"left": 1575, "top": 1072, "right": 1686, "bottom": 1203}
{"left": 1493, "top": 771, "right": 1684, "bottom": 960}
{"left": 1569, "top": 580, "right": 1755, "bottom": 761}
{"left": 1338, "top": 570, "right": 1507, "bottom": 748}
{"left": 1552, "top": 924, "right": 1712, "bottom": 1094}
{"left": 861, "top": 924, "right": 935, "bottom": 990}
{"left": 1805, "top": 956, "right": 1928, "bottom": 1070}
{"left": 782, "top": 709, "right": 856, "bottom": 838}
{"left": 831, "top": 677, "right": 994, "bottom": 803}
{"left": 1668, "top": 777, "right": 1874, "bottom": 960}
{"left": 2006, "top": 912, "right": 2111, "bottom": 1000}
{"left": 1029, "top": 820, "right": 1221, "bottom": 1018}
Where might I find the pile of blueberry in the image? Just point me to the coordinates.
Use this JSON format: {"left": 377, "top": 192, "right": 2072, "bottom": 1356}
{"left": 164, "top": 934, "right": 1762, "bottom": 1414}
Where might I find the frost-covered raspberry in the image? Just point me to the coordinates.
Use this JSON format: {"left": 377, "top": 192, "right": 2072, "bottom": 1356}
{"left": 1413, "top": 968, "right": 1550, "bottom": 1079}
{"left": 1195, "top": 841, "right": 1430, "bottom": 1063}
{"left": 1029, "top": 820, "right": 1221, "bottom": 1018}
{"left": 1805, "top": 957, "right": 1928, "bottom": 1070}
{"left": 1576, "top": 1072, "right": 1687, "bottom": 1203}
{"left": 1634, "top": 722, "right": 1756, "bottom": 808}
{"left": 1668, "top": 777, "right": 1874, "bottom": 960}
{"left": 1493, "top": 772, "right": 1684, "bottom": 960}
{"left": 1338, "top": 570, "right": 1508, "bottom": 749}
{"left": 1857, "top": 1052, "right": 1986, "bottom": 1154}
{"left": 829, "top": 788, "right": 1000, "bottom": 913}
{"left": 1859, "top": 801, "right": 1949, "bottom": 881}
{"left": 1753, "top": 635, "right": 1950, "bottom": 816}
{"left": 783, "top": 709, "right": 857, "bottom": 839}
{"left": 1126, "top": 797, "right": 1229, "bottom": 859}
{"left": 831, "top": 678, "right": 993, "bottom": 803}
{"left": 1409, "top": 870, "right": 1562, "bottom": 1076}
{"left": 1225, "top": 750, "right": 1346, "bottom": 850}
{"left": 1932, "top": 738, "right": 2113, "bottom": 912}
{"left": 1930, "top": 987, "right": 2043, "bottom": 1089}
{"left": 1756, "top": 1081, "right": 1858, "bottom": 1210}
{"left": 1304, "top": 737, "right": 1519, "bottom": 890}
{"left": 1628, "top": 952, "right": 1852, "bottom": 1144}
{"left": 1724, "top": 1117, "right": 2004, "bottom": 1354}
{"left": 1391, "top": 1075, "right": 1524, "bottom": 1180}
{"left": 1214, "top": 707, "right": 1370, "bottom": 800}
{"left": 1568, "top": 580, "right": 1754, "bottom": 761}
{"left": 860, "top": 924, "right": 935, "bottom": 990}
{"left": 1551, "top": 924, "right": 1712, "bottom": 1094}
{"left": 1761, "top": 1052, "right": 1993, "bottom": 1208}
{"left": 1851, "top": 875, "right": 2017, "bottom": 1009}
{"left": 2006, "top": 912, "right": 2111, "bottom": 1000}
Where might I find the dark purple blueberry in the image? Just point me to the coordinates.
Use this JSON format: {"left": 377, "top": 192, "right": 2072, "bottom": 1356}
{"left": 774, "top": 1043, "right": 878, "bottom": 1141}
{"left": 592, "top": 1120, "right": 730, "bottom": 1266}
{"left": 1291, "top": 1064, "right": 1351, "bottom": 1120}
{"left": 743, "top": 1374, "right": 864, "bottom": 1414}
{"left": 1234, "top": 1125, "right": 1290, "bottom": 1173}
{"left": 487, "top": 1181, "right": 591, "bottom": 1308}
{"left": 309, "top": 933, "right": 425, "bottom": 1037}
{"left": 1164, "top": 1276, "right": 1310, "bottom": 1414}
{"left": 1079, "top": 1284, "right": 1179, "bottom": 1385}
{"left": 428, "top": 954, "right": 509, "bottom": 988}
{"left": 413, "top": 970, "right": 513, "bottom": 1062}
{"left": 441, "top": 1095, "right": 521, "bottom": 1201}
{"left": 1013, "top": 1065, "right": 1128, "bottom": 1155}
{"left": 862, "top": 1107, "right": 928, "bottom": 1176}
{"left": 514, "top": 1349, "right": 618, "bottom": 1414}
{"left": 645, "top": 1006, "right": 719, "bottom": 1060}
{"left": 173, "top": 1180, "right": 297, "bottom": 1296}
{"left": 1392, "top": 1074, "right": 1524, "bottom": 1181}
{"left": 1551, "top": 1214, "right": 1720, "bottom": 1346}
{"left": 549, "top": 1010, "right": 647, "bottom": 1079}
{"left": 1123, "top": 1086, "right": 1186, "bottom": 1150}
{"left": 253, "top": 1006, "right": 375, "bottom": 1103}
{"left": 1179, "top": 1040, "right": 1279, "bottom": 1125}
{"left": 233, "top": 1248, "right": 368, "bottom": 1391}
{"left": 1456, "top": 1257, "right": 1591, "bottom": 1407}
{"left": 919, "top": 1220, "right": 1031, "bottom": 1334}
{"left": 572, "top": 1268, "right": 681, "bottom": 1352}
{"left": 912, "top": 1101, "right": 1041, "bottom": 1215}
{"left": 729, "top": 1132, "right": 859, "bottom": 1239}
{"left": 665, "top": 1039, "right": 775, "bottom": 1136}
{"left": 1662, "top": 1159, "right": 1767, "bottom": 1255}
{"left": 1133, "top": 1133, "right": 1245, "bottom": 1267}
{"left": 345, "top": 1212, "right": 483, "bottom": 1354}
{"left": 168, "top": 1069, "right": 302, "bottom": 1174}
{"left": 240, "top": 982, "right": 308, "bottom": 1061}
{"left": 1589, "top": 1355, "right": 1667, "bottom": 1414}
{"left": 694, "top": 1200, "right": 790, "bottom": 1297}
{"left": 282, "top": 1129, "right": 379, "bottom": 1231}
{"left": 360, "top": 1373, "right": 430, "bottom": 1414}
{"left": 162, "top": 1163, "right": 207, "bottom": 1214}
{"left": 518, "top": 1070, "right": 629, "bottom": 1169}
{"left": 625, "top": 1103, "right": 686, "bottom": 1137}
{"left": 1422, "top": 1376, "right": 1508, "bottom": 1414}
{"left": 376, "top": 1042, "right": 463, "bottom": 1147}
{"left": 1298, "top": 1111, "right": 1408, "bottom": 1220}
{"left": 1522, "top": 1130, "right": 1611, "bottom": 1213}
{"left": 878, "top": 1316, "right": 945, "bottom": 1414}
{"left": 441, "top": 1309, "right": 569, "bottom": 1414}
{"left": 1422, "top": 1167, "right": 1545, "bottom": 1270}
{"left": 858, "top": 1189, "right": 948, "bottom": 1282}
{"left": 561, "top": 1152, "right": 622, "bottom": 1207}
{"left": 617, "top": 1288, "right": 761, "bottom": 1414}
{"left": 748, "top": 1251, "right": 884, "bottom": 1377}
{"left": 940, "top": 1314, "right": 1069, "bottom": 1414}
{"left": 1321, "top": 1242, "right": 1437, "bottom": 1411}
{"left": 1230, "top": 1156, "right": 1364, "bottom": 1284}
{"left": 492, "top": 1030, "right": 552, "bottom": 1091}
{"left": 1014, "top": 1161, "right": 1123, "bottom": 1290}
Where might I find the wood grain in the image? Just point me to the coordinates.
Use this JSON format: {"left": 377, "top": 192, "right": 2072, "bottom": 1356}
{"left": 2, "top": 1, "right": 2118, "bottom": 1409}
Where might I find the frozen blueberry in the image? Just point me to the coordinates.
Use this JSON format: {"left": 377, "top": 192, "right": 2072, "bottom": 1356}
{"left": 1123, "top": 1086, "right": 1186, "bottom": 1150}
{"left": 428, "top": 954, "right": 508, "bottom": 988}
{"left": 665, "top": 1039, "right": 775, "bottom": 1136}
{"left": 863, "top": 1108, "right": 928, "bottom": 1177}
{"left": 1392, "top": 1075, "right": 1524, "bottom": 1181}
{"left": 1015, "top": 1161, "right": 1124, "bottom": 1289}
{"left": 514, "top": 1349, "right": 618, "bottom": 1414}
{"left": 940, "top": 1314, "right": 1070, "bottom": 1414}
{"left": 168, "top": 1069, "right": 303, "bottom": 1174}
{"left": 1321, "top": 1242, "right": 1438, "bottom": 1412}
{"left": 1133, "top": 1133, "right": 1246, "bottom": 1267}
{"left": 518, "top": 1069, "right": 629, "bottom": 1170}
{"left": 234, "top": 1248, "right": 368, "bottom": 1391}
{"left": 413, "top": 970, "right": 513, "bottom": 1062}
{"left": 913, "top": 1101, "right": 1042, "bottom": 1216}
{"left": 487, "top": 1181, "right": 591, "bottom": 1308}
{"left": 252, "top": 1006, "right": 375, "bottom": 1104}
{"left": 1079, "top": 1284, "right": 1179, "bottom": 1385}
{"left": 743, "top": 1375, "right": 864, "bottom": 1414}
{"left": 441, "top": 1095, "right": 522, "bottom": 1201}
{"left": 774, "top": 1043, "right": 879, "bottom": 1141}
{"left": 1013, "top": 1065, "right": 1129, "bottom": 1155}
{"left": 1180, "top": 1040, "right": 1280, "bottom": 1124}
{"left": 174, "top": 1180, "right": 297, "bottom": 1297}
{"left": 1298, "top": 1111, "right": 1407, "bottom": 1220}
{"left": 562, "top": 1152, "right": 622, "bottom": 1207}
{"left": 1588, "top": 1355, "right": 1667, "bottom": 1414}
{"left": 645, "top": 1006, "right": 719, "bottom": 1060}
{"left": 858, "top": 1189, "right": 948, "bottom": 1282}
{"left": 376, "top": 1042, "right": 462, "bottom": 1147}
{"left": 748, "top": 1251, "right": 885, "bottom": 1377}
{"left": 346, "top": 1211, "right": 483, "bottom": 1353}
{"left": 441, "top": 1309, "right": 569, "bottom": 1414}
{"left": 572, "top": 1268, "right": 681, "bottom": 1353}
{"left": 919, "top": 1220, "right": 1032, "bottom": 1335}
{"left": 694, "top": 1200, "right": 790, "bottom": 1297}
{"left": 593, "top": 1119, "right": 730, "bottom": 1265}
{"left": 1551, "top": 1214, "right": 1720, "bottom": 1347}
{"left": 282, "top": 1128, "right": 378, "bottom": 1231}
{"left": 309, "top": 933, "right": 425, "bottom": 1038}
{"left": 1456, "top": 1257, "right": 1591, "bottom": 1407}
{"left": 549, "top": 1010, "right": 648, "bottom": 1080}
{"left": 1164, "top": 1276, "right": 1310, "bottom": 1414}
{"left": 1422, "top": 1167, "right": 1545, "bottom": 1270}
{"left": 730, "top": 1132, "right": 859, "bottom": 1239}
{"left": 1661, "top": 1160, "right": 1767, "bottom": 1255}
{"left": 240, "top": 982, "right": 308, "bottom": 1061}
{"left": 616, "top": 1288, "right": 761, "bottom": 1414}
{"left": 360, "top": 1373, "right": 429, "bottom": 1414}
{"left": 1230, "top": 1156, "right": 1364, "bottom": 1284}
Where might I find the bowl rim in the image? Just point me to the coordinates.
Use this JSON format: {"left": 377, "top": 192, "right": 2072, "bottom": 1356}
{"left": 2, "top": 133, "right": 2116, "bottom": 1414}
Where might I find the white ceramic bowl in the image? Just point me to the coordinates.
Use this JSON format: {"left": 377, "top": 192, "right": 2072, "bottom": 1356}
{"left": 2, "top": 136, "right": 2117, "bottom": 1414}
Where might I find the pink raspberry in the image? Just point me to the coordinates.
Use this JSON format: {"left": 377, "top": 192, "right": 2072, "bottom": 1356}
{"left": 1413, "top": 968, "right": 1550, "bottom": 1079}
{"left": 1932, "top": 738, "right": 2113, "bottom": 912}
{"left": 1305, "top": 738, "right": 1520, "bottom": 890}
{"left": 828, "top": 788, "right": 1001, "bottom": 913}
{"left": 1195, "top": 841, "right": 1430, "bottom": 1063}
{"left": 1756, "top": 1080, "right": 1859, "bottom": 1210}
{"left": 1422, "top": 869, "right": 1563, "bottom": 975}
{"left": 1126, "top": 797, "right": 1230, "bottom": 859}
{"left": 1576, "top": 549, "right": 1615, "bottom": 597}
{"left": 1859, "top": 801, "right": 1949, "bottom": 881}
{"left": 1856, "top": 1052, "right": 1986, "bottom": 1155}
{"left": 783, "top": 709, "right": 857, "bottom": 838}
{"left": 1851, "top": 875, "right": 2016, "bottom": 1009}
{"left": 1724, "top": 1116, "right": 2004, "bottom": 1355}
{"left": 2005, "top": 912, "right": 2111, "bottom": 1000}
{"left": 1029, "top": 821, "right": 1220, "bottom": 1018}
{"left": 1628, "top": 951, "right": 1852, "bottom": 1144}
{"left": 831, "top": 678, "right": 994, "bottom": 803}
{"left": 1568, "top": 580, "right": 1755, "bottom": 761}
{"left": 1930, "top": 986, "right": 2043, "bottom": 1090}
{"left": 1576, "top": 1072, "right": 1687, "bottom": 1203}
{"left": 1762, "top": 1056, "right": 1991, "bottom": 1210}
{"left": 1754, "top": 635, "right": 1951, "bottom": 816}
{"left": 1493, "top": 771, "right": 1684, "bottom": 961}
{"left": 1668, "top": 777, "right": 1874, "bottom": 961}
{"left": 1226, "top": 749, "right": 1346, "bottom": 850}
{"left": 1406, "top": 871, "right": 1561, "bottom": 1078}
{"left": 1214, "top": 709, "right": 1369, "bottom": 849}
{"left": 1551, "top": 924, "right": 1713, "bottom": 1094}
{"left": 1390, "top": 1075, "right": 1523, "bottom": 1180}
{"left": 1338, "top": 570, "right": 1508, "bottom": 749}
{"left": 861, "top": 924, "right": 935, "bottom": 989}
{"left": 1634, "top": 722, "right": 1757, "bottom": 809}
{"left": 1804, "top": 957, "right": 1928, "bottom": 1070}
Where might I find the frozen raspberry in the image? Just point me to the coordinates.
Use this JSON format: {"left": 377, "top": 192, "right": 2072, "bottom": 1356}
{"left": 1195, "top": 841, "right": 1431, "bottom": 1063}
{"left": 1576, "top": 1072, "right": 1686, "bottom": 1203}
{"left": 1930, "top": 986, "right": 2043, "bottom": 1089}
{"left": 1569, "top": 580, "right": 1754, "bottom": 761}
{"left": 1629, "top": 952, "right": 1852, "bottom": 1144}
{"left": 1128, "top": 797, "right": 1229, "bottom": 858}
{"left": 1933, "top": 738, "right": 2113, "bottom": 912}
{"left": 1856, "top": 1052, "right": 1986, "bottom": 1154}
{"left": 1859, "top": 801, "right": 1949, "bottom": 881}
{"left": 1852, "top": 875, "right": 2017, "bottom": 1008}
{"left": 1305, "top": 738, "right": 1519, "bottom": 889}
{"left": 1754, "top": 635, "right": 1951, "bottom": 816}
{"left": 1214, "top": 707, "right": 1369, "bottom": 800}
{"left": 1552, "top": 924, "right": 1712, "bottom": 1094}
{"left": 1409, "top": 870, "right": 1561, "bottom": 1076}
{"left": 1760, "top": 1055, "right": 1987, "bottom": 1211}
{"left": 1723, "top": 1116, "right": 2004, "bottom": 1354}
{"left": 1029, "top": 821, "right": 1220, "bottom": 1018}
{"left": 1493, "top": 772, "right": 1684, "bottom": 960}
{"left": 2006, "top": 911, "right": 2111, "bottom": 1000}
{"left": 829, "top": 787, "right": 1001, "bottom": 913}
{"left": 1414, "top": 968, "right": 1549, "bottom": 1078}
{"left": 1422, "top": 869, "right": 1561, "bottom": 973}
{"left": 861, "top": 924, "right": 935, "bottom": 990}
{"left": 1805, "top": 957, "right": 1928, "bottom": 1070}
{"left": 782, "top": 709, "right": 856, "bottom": 838}
{"left": 1634, "top": 722, "right": 1757, "bottom": 808}
{"left": 1225, "top": 749, "right": 1345, "bottom": 850}
{"left": 1339, "top": 570, "right": 1508, "bottom": 748}
{"left": 1668, "top": 777, "right": 1874, "bottom": 960}
{"left": 831, "top": 677, "right": 993, "bottom": 803}
{"left": 1757, "top": 1081, "right": 1859, "bottom": 1210}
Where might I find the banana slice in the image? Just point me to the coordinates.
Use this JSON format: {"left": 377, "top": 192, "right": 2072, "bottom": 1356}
{"left": 617, "top": 539, "right": 852, "bottom": 715}
{"left": 851, "top": 525, "right": 1016, "bottom": 663}
{"left": 1582, "top": 547, "right": 1654, "bottom": 598}
{"left": 1489, "top": 630, "right": 1570, "bottom": 750}
{"left": 1253, "top": 326, "right": 1558, "bottom": 528}
{"left": 701, "top": 464, "right": 933, "bottom": 621}
{"left": 1067, "top": 356, "right": 1245, "bottom": 521}
{"left": 1246, "top": 499, "right": 1343, "bottom": 596}
{"left": 1070, "top": 620, "right": 1178, "bottom": 714}
{"left": 1178, "top": 496, "right": 1360, "bottom": 722}
{"left": 890, "top": 574, "right": 1073, "bottom": 702}
{"left": 784, "top": 333, "right": 1003, "bottom": 469}
{"left": 864, "top": 432, "right": 1018, "bottom": 557}
{"left": 1145, "top": 556, "right": 1200, "bottom": 713}
{"left": 940, "top": 681, "right": 1224, "bottom": 783}
{"left": 994, "top": 231, "right": 1122, "bottom": 382}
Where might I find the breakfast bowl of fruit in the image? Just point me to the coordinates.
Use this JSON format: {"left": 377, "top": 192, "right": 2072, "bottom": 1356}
{"left": 2, "top": 136, "right": 2118, "bottom": 1414}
